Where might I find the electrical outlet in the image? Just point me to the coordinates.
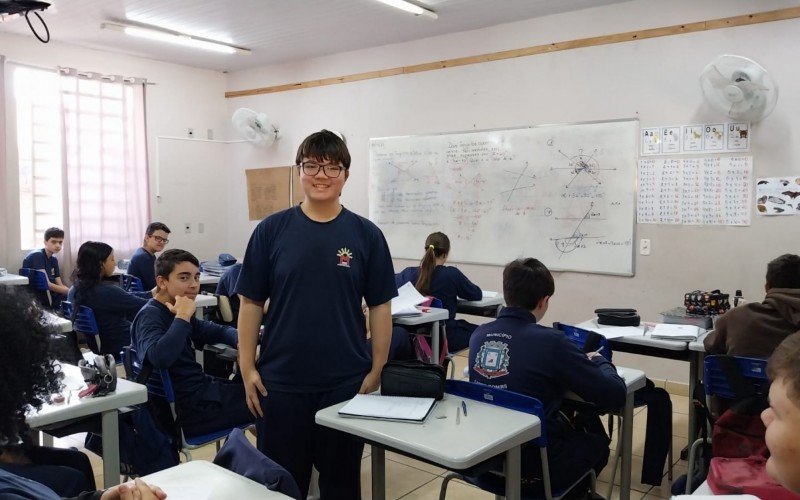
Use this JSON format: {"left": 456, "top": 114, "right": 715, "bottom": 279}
{"left": 184, "top": 223, "right": 191, "bottom": 234}
{"left": 198, "top": 222, "right": 205, "bottom": 234}
{"left": 639, "top": 238, "right": 651, "bottom": 256}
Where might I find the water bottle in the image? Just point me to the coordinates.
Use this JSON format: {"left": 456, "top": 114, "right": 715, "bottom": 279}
{"left": 734, "top": 289, "right": 745, "bottom": 307}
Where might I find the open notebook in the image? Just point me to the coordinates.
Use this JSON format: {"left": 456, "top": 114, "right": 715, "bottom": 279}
{"left": 338, "top": 394, "right": 436, "bottom": 424}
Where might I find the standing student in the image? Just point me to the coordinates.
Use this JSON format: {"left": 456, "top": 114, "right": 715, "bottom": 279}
{"left": 469, "top": 258, "right": 626, "bottom": 495}
{"left": 67, "top": 241, "right": 154, "bottom": 359}
{"left": 236, "top": 130, "right": 396, "bottom": 498}
{"left": 395, "top": 232, "right": 482, "bottom": 353}
{"left": 21, "top": 227, "right": 69, "bottom": 308}
{"left": 127, "top": 222, "right": 171, "bottom": 291}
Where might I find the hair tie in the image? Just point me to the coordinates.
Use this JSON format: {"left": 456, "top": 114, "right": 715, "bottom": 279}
{"left": 428, "top": 245, "right": 435, "bottom": 251}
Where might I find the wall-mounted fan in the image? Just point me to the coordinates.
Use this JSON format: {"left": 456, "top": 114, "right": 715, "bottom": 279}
{"left": 700, "top": 55, "right": 778, "bottom": 123}
{"left": 231, "top": 108, "right": 279, "bottom": 147}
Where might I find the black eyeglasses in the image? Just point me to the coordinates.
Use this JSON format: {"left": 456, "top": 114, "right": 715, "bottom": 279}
{"left": 153, "top": 236, "right": 169, "bottom": 244}
{"left": 300, "top": 161, "right": 345, "bottom": 178}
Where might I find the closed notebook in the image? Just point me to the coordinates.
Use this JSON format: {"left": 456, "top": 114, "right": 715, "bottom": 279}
{"left": 338, "top": 394, "right": 436, "bottom": 423}
{"left": 650, "top": 323, "right": 702, "bottom": 341}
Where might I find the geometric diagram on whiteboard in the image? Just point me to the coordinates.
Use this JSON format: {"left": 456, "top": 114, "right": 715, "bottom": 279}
{"left": 499, "top": 162, "right": 536, "bottom": 202}
{"left": 549, "top": 202, "right": 605, "bottom": 258}
{"left": 386, "top": 159, "right": 420, "bottom": 182}
{"left": 551, "top": 149, "right": 616, "bottom": 188}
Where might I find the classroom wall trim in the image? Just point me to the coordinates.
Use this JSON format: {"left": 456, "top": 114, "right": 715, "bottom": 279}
{"left": 225, "top": 6, "right": 800, "bottom": 99}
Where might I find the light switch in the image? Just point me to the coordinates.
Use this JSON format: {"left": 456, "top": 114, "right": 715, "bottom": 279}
{"left": 639, "top": 238, "right": 651, "bottom": 256}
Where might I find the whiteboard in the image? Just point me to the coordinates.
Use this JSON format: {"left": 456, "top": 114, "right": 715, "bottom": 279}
{"left": 368, "top": 119, "right": 638, "bottom": 275}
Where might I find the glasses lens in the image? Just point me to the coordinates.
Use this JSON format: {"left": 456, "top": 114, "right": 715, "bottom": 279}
{"left": 154, "top": 236, "right": 169, "bottom": 243}
{"left": 302, "top": 162, "right": 320, "bottom": 176}
{"left": 323, "top": 164, "right": 343, "bottom": 178}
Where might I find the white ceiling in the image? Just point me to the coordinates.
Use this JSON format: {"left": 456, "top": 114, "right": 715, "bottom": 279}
{"left": 0, "top": 0, "right": 632, "bottom": 72}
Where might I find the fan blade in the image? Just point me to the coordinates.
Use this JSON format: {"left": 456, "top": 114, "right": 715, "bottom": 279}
{"left": 706, "top": 65, "right": 731, "bottom": 89}
{"left": 737, "top": 80, "right": 769, "bottom": 92}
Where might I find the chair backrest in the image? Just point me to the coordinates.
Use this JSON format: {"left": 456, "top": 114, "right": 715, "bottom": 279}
{"left": 446, "top": 379, "right": 546, "bottom": 445}
{"left": 62, "top": 301, "right": 101, "bottom": 353}
{"left": 19, "top": 267, "right": 49, "bottom": 290}
{"left": 553, "top": 322, "right": 611, "bottom": 361}
{"left": 122, "top": 345, "right": 177, "bottom": 403}
{"left": 217, "top": 294, "right": 234, "bottom": 323}
{"left": 121, "top": 274, "right": 144, "bottom": 292}
{"left": 704, "top": 355, "right": 769, "bottom": 400}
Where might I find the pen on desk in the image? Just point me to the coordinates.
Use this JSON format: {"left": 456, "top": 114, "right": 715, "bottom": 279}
{"left": 461, "top": 400, "right": 468, "bottom": 417}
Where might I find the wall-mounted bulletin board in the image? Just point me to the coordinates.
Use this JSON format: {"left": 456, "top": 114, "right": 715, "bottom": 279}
{"left": 245, "top": 166, "right": 304, "bottom": 221}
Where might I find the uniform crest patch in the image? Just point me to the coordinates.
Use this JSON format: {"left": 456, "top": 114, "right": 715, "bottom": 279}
{"left": 337, "top": 247, "right": 353, "bottom": 267}
{"left": 473, "top": 340, "right": 510, "bottom": 379}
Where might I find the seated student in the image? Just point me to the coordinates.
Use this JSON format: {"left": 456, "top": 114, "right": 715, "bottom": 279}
{"left": 0, "top": 286, "right": 165, "bottom": 500}
{"left": 763, "top": 332, "right": 800, "bottom": 494}
{"left": 215, "top": 262, "right": 243, "bottom": 324}
{"left": 67, "top": 242, "right": 154, "bottom": 359}
{"left": 704, "top": 253, "right": 800, "bottom": 358}
{"left": 395, "top": 232, "right": 482, "bottom": 353}
{"left": 21, "top": 227, "right": 69, "bottom": 309}
{"left": 469, "top": 258, "right": 626, "bottom": 494}
{"left": 132, "top": 249, "right": 254, "bottom": 436}
{"left": 128, "top": 222, "right": 171, "bottom": 291}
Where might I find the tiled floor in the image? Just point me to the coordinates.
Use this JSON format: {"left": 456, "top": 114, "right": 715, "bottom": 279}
{"left": 62, "top": 350, "right": 689, "bottom": 499}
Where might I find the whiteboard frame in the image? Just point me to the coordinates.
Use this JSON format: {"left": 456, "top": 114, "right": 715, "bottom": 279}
{"left": 369, "top": 117, "right": 639, "bottom": 276}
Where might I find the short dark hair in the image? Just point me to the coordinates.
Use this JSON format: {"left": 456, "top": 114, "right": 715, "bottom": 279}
{"left": 767, "top": 331, "right": 800, "bottom": 402}
{"left": 295, "top": 130, "right": 351, "bottom": 170}
{"left": 155, "top": 249, "right": 199, "bottom": 279}
{"left": 503, "top": 258, "right": 555, "bottom": 310}
{"left": 146, "top": 222, "right": 171, "bottom": 236}
{"left": 766, "top": 254, "right": 800, "bottom": 289}
{"left": 44, "top": 227, "right": 64, "bottom": 241}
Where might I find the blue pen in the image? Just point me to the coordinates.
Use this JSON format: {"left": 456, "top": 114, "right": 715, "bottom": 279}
{"left": 461, "top": 400, "right": 468, "bottom": 417}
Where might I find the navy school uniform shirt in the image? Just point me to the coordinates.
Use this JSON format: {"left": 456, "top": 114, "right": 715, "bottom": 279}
{"left": 215, "top": 263, "right": 243, "bottom": 318}
{"left": 132, "top": 298, "right": 238, "bottom": 410}
{"left": 127, "top": 247, "right": 156, "bottom": 290}
{"left": 469, "top": 307, "right": 626, "bottom": 428}
{"left": 235, "top": 205, "right": 397, "bottom": 393}
{"left": 22, "top": 248, "right": 61, "bottom": 284}
{"left": 67, "top": 283, "right": 151, "bottom": 358}
{"left": 395, "top": 265, "right": 482, "bottom": 319}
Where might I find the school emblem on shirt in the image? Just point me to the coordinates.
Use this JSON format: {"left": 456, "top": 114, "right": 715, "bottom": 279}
{"left": 337, "top": 247, "right": 353, "bottom": 268}
{"left": 473, "top": 340, "right": 510, "bottom": 379}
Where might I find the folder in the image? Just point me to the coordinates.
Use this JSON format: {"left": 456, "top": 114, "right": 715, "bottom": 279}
{"left": 338, "top": 394, "right": 436, "bottom": 424}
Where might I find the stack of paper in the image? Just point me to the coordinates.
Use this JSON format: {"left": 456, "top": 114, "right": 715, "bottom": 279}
{"left": 338, "top": 394, "right": 436, "bottom": 423}
{"left": 650, "top": 323, "right": 702, "bottom": 341}
{"left": 391, "top": 282, "right": 426, "bottom": 316}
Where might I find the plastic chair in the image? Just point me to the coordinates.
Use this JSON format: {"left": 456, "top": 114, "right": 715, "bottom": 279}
{"left": 19, "top": 267, "right": 53, "bottom": 307}
{"left": 439, "top": 380, "right": 596, "bottom": 500}
{"left": 553, "top": 322, "right": 673, "bottom": 497}
{"left": 120, "top": 274, "right": 144, "bottom": 292}
{"left": 685, "top": 355, "right": 769, "bottom": 493}
{"left": 61, "top": 300, "right": 102, "bottom": 354}
{"left": 122, "top": 346, "right": 252, "bottom": 462}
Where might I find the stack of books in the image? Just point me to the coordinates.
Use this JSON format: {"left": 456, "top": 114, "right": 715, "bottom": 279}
{"left": 650, "top": 323, "right": 702, "bottom": 341}
{"left": 200, "top": 261, "right": 227, "bottom": 277}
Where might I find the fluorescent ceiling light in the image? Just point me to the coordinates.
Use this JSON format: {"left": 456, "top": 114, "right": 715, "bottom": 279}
{"left": 101, "top": 22, "right": 250, "bottom": 55}
{"left": 374, "top": 0, "right": 438, "bottom": 19}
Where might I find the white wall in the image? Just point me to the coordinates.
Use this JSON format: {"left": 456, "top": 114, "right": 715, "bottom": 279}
{"left": 223, "top": 0, "right": 800, "bottom": 382}
{"left": 1, "top": 31, "right": 229, "bottom": 270}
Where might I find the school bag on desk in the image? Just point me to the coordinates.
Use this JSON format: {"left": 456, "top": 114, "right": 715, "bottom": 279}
{"left": 685, "top": 290, "right": 731, "bottom": 316}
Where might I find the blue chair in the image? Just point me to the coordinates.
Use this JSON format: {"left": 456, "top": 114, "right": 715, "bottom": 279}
{"left": 685, "top": 355, "right": 768, "bottom": 493}
{"left": 61, "top": 301, "right": 102, "bottom": 355}
{"left": 120, "top": 274, "right": 144, "bottom": 292}
{"left": 439, "top": 380, "right": 597, "bottom": 500}
{"left": 122, "top": 346, "right": 253, "bottom": 462}
{"left": 19, "top": 267, "right": 52, "bottom": 307}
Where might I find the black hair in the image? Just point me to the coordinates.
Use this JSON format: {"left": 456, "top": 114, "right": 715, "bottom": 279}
{"left": 72, "top": 241, "right": 113, "bottom": 290}
{"left": 146, "top": 222, "right": 171, "bottom": 236}
{"left": 415, "top": 232, "right": 450, "bottom": 296}
{"left": 766, "top": 254, "right": 800, "bottom": 289}
{"left": 155, "top": 249, "right": 199, "bottom": 279}
{"left": 503, "top": 258, "right": 555, "bottom": 310}
{"left": 44, "top": 227, "right": 64, "bottom": 241}
{"left": 295, "top": 130, "right": 351, "bottom": 170}
{"left": 0, "top": 287, "right": 62, "bottom": 447}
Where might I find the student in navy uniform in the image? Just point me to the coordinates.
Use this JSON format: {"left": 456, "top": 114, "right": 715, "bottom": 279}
{"left": 469, "top": 258, "right": 626, "bottom": 495}
{"left": 21, "top": 227, "right": 69, "bottom": 309}
{"left": 131, "top": 249, "right": 253, "bottom": 437}
{"left": 236, "top": 130, "right": 397, "bottom": 499}
{"left": 215, "top": 262, "right": 243, "bottom": 324}
{"left": 0, "top": 287, "right": 166, "bottom": 500}
{"left": 67, "top": 242, "right": 154, "bottom": 360}
{"left": 127, "top": 222, "right": 171, "bottom": 291}
{"left": 395, "top": 231, "right": 482, "bottom": 353}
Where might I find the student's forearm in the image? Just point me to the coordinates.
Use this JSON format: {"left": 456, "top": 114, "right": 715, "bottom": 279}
{"left": 237, "top": 297, "right": 265, "bottom": 371}
{"left": 50, "top": 282, "right": 69, "bottom": 295}
{"left": 368, "top": 302, "right": 392, "bottom": 372}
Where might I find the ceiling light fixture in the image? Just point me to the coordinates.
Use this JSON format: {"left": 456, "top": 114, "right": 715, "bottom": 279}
{"left": 101, "top": 21, "right": 250, "bottom": 55}
{"left": 374, "top": 0, "right": 438, "bottom": 19}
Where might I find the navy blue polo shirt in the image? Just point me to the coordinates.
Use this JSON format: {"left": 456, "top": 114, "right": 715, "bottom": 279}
{"left": 395, "top": 265, "right": 482, "bottom": 319}
{"left": 235, "top": 205, "right": 397, "bottom": 393}
{"left": 22, "top": 248, "right": 60, "bottom": 284}
{"left": 67, "top": 283, "right": 150, "bottom": 358}
{"left": 128, "top": 247, "right": 156, "bottom": 290}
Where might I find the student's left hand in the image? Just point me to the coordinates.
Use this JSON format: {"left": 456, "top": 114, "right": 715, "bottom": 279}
{"left": 101, "top": 478, "right": 167, "bottom": 499}
{"left": 358, "top": 369, "right": 381, "bottom": 394}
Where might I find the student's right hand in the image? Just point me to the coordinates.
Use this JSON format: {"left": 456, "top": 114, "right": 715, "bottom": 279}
{"left": 165, "top": 295, "right": 196, "bottom": 322}
{"left": 101, "top": 478, "right": 167, "bottom": 500}
{"left": 242, "top": 366, "right": 268, "bottom": 418}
